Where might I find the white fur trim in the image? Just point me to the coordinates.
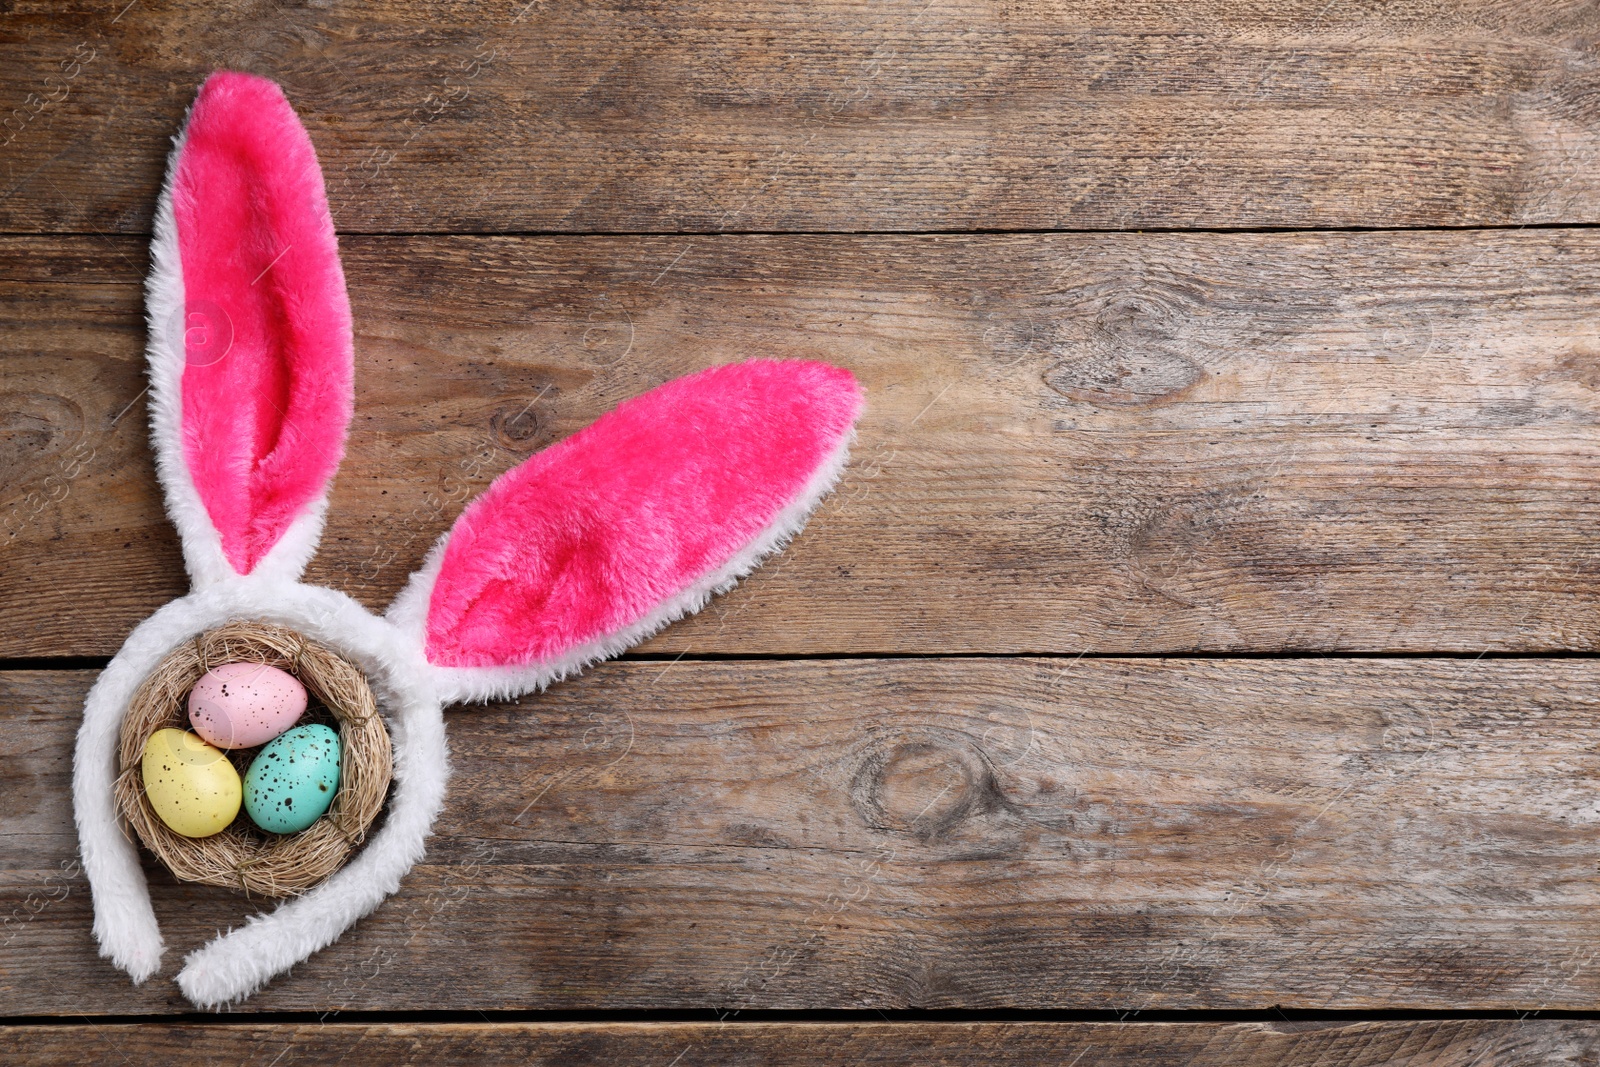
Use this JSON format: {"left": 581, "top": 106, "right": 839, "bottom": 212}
{"left": 75, "top": 578, "right": 447, "bottom": 1008}
{"left": 145, "top": 124, "right": 329, "bottom": 589}
{"left": 146, "top": 124, "right": 232, "bottom": 589}
{"left": 250, "top": 499, "right": 330, "bottom": 584}
{"left": 76, "top": 660, "right": 166, "bottom": 982}
{"left": 387, "top": 429, "right": 856, "bottom": 704}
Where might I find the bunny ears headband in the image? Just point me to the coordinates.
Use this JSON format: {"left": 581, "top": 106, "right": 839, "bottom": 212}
{"left": 73, "top": 71, "right": 863, "bottom": 1007}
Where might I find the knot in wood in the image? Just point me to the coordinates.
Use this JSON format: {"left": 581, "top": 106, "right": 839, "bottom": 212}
{"left": 850, "top": 735, "right": 1004, "bottom": 840}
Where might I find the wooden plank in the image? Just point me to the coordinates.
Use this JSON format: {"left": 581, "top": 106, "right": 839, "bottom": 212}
{"left": 3, "top": 2, "right": 1600, "bottom": 233}
{"left": 7, "top": 658, "right": 1600, "bottom": 1014}
{"left": 7, "top": 230, "right": 1600, "bottom": 657}
{"left": 4, "top": 1020, "right": 1599, "bottom": 1065}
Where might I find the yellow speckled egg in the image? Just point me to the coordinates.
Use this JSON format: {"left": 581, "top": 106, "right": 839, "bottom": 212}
{"left": 140, "top": 728, "right": 242, "bottom": 838}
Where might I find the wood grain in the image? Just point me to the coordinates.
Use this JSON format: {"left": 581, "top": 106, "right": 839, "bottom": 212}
{"left": 4, "top": 1020, "right": 1598, "bottom": 1066}
{"left": 4, "top": 2, "right": 1600, "bottom": 233}
{"left": 7, "top": 231, "right": 1600, "bottom": 657}
{"left": 8, "top": 659, "right": 1600, "bottom": 1014}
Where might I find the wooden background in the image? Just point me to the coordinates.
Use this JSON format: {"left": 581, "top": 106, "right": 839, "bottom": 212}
{"left": 6, "top": 1, "right": 1600, "bottom": 1062}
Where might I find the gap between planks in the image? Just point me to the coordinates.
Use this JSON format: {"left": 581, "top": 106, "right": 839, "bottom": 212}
{"left": 1, "top": 1019, "right": 1598, "bottom": 1065}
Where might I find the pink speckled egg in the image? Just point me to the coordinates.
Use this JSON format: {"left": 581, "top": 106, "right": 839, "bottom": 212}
{"left": 187, "top": 662, "right": 307, "bottom": 750}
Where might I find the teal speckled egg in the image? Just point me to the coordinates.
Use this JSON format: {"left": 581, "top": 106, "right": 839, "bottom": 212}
{"left": 243, "top": 723, "right": 341, "bottom": 834}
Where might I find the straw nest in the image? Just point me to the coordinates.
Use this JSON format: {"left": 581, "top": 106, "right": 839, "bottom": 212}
{"left": 115, "top": 621, "right": 392, "bottom": 898}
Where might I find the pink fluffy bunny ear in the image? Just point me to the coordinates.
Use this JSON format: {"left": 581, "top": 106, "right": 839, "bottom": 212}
{"left": 146, "top": 71, "right": 354, "bottom": 588}
{"left": 388, "top": 360, "right": 864, "bottom": 703}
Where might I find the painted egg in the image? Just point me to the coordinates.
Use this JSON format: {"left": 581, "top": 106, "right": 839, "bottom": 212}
{"left": 243, "top": 723, "right": 341, "bottom": 834}
{"left": 188, "top": 661, "right": 307, "bottom": 749}
{"left": 141, "top": 728, "right": 242, "bottom": 838}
